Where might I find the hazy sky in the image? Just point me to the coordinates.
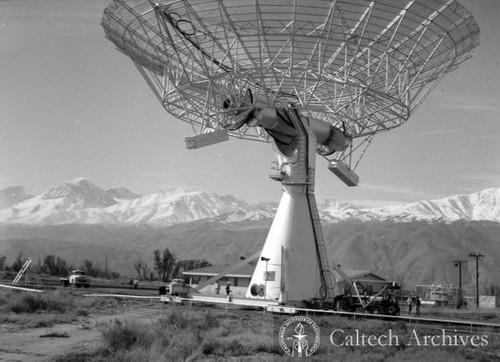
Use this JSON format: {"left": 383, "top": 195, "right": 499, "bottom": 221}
{"left": 1, "top": 0, "right": 499, "bottom": 206}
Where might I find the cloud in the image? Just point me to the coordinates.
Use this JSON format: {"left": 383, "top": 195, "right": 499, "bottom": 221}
{"left": 407, "top": 125, "right": 500, "bottom": 140}
{"left": 138, "top": 169, "right": 204, "bottom": 178}
{"left": 410, "top": 129, "right": 463, "bottom": 137}
{"left": 461, "top": 173, "right": 500, "bottom": 183}
{"left": 440, "top": 95, "right": 500, "bottom": 113}
{"left": 0, "top": 177, "right": 13, "bottom": 190}
{"left": 347, "top": 198, "right": 403, "bottom": 208}
{"left": 359, "top": 183, "right": 443, "bottom": 203}
{"left": 442, "top": 102, "right": 500, "bottom": 112}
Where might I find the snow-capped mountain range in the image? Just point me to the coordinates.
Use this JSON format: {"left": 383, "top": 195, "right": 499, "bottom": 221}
{"left": 0, "top": 178, "right": 273, "bottom": 226}
{"left": 0, "top": 178, "right": 499, "bottom": 226}
{"left": 319, "top": 189, "right": 500, "bottom": 223}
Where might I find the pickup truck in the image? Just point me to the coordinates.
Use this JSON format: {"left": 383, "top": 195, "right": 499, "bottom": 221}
{"left": 61, "top": 270, "right": 90, "bottom": 288}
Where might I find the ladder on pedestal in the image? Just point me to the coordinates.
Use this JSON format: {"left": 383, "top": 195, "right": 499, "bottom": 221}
{"left": 12, "top": 258, "right": 32, "bottom": 285}
{"left": 307, "top": 193, "right": 336, "bottom": 299}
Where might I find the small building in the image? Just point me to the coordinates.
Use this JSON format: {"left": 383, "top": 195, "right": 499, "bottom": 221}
{"left": 334, "top": 269, "right": 394, "bottom": 295}
{"left": 183, "top": 264, "right": 253, "bottom": 296}
{"left": 416, "top": 284, "right": 460, "bottom": 306}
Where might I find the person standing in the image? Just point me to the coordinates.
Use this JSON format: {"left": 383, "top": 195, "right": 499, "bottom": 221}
{"left": 225, "top": 281, "right": 231, "bottom": 295}
{"left": 414, "top": 296, "right": 421, "bottom": 317}
{"left": 407, "top": 295, "right": 413, "bottom": 314}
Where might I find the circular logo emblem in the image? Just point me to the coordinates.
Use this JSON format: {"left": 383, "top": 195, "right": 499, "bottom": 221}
{"left": 279, "top": 316, "right": 320, "bottom": 357}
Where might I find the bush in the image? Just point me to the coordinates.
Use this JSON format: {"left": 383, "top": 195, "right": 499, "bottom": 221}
{"left": 201, "top": 310, "right": 220, "bottom": 329}
{"left": 92, "top": 306, "right": 281, "bottom": 360}
{"left": 10, "top": 294, "right": 46, "bottom": 313}
{"left": 8, "top": 291, "right": 71, "bottom": 313}
{"left": 226, "top": 339, "right": 248, "bottom": 355}
{"left": 75, "top": 295, "right": 121, "bottom": 311}
{"left": 201, "top": 340, "right": 220, "bottom": 355}
{"left": 101, "top": 319, "right": 154, "bottom": 352}
{"left": 162, "top": 309, "right": 189, "bottom": 330}
{"left": 76, "top": 308, "right": 89, "bottom": 317}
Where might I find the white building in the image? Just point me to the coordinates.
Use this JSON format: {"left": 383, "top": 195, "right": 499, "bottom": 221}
{"left": 183, "top": 264, "right": 253, "bottom": 296}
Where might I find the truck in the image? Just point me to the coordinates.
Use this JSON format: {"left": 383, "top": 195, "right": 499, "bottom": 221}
{"left": 158, "top": 278, "right": 191, "bottom": 297}
{"left": 61, "top": 270, "right": 90, "bottom": 288}
{"left": 304, "top": 280, "right": 401, "bottom": 316}
{"left": 334, "top": 281, "right": 400, "bottom": 315}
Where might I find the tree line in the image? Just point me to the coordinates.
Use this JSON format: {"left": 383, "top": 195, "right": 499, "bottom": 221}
{"left": 0, "top": 247, "right": 211, "bottom": 282}
{"left": 0, "top": 253, "right": 118, "bottom": 279}
{"left": 134, "top": 247, "right": 211, "bottom": 282}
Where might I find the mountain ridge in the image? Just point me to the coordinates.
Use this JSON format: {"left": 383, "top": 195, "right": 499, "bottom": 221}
{"left": 1, "top": 179, "right": 499, "bottom": 289}
{"left": 1, "top": 219, "right": 499, "bottom": 290}
{"left": 0, "top": 179, "right": 273, "bottom": 226}
{"left": 319, "top": 188, "right": 500, "bottom": 224}
{"left": 0, "top": 179, "right": 499, "bottom": 226}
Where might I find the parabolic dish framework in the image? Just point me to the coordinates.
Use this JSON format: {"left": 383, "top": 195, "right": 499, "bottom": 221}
{"left": 102, "top": 0, "right": 479, "bottom": 168}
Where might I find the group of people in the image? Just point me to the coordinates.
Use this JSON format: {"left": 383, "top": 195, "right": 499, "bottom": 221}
{"left": 407, "top": 295, "right": 421, "bottom": 317}
{"left": 215, "top": 281, "right": 231, "bottom": 295}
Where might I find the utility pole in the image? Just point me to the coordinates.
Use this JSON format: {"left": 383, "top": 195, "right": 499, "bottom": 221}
{"left": 453, "top": 260, "right": 467, "bottom": 308}
{"left": 469, "top": 252, "right": 485, "bottom": 308}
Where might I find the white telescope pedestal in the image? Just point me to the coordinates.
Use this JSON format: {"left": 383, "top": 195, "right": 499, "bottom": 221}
{"left": 245, "top": 110, "right": 335, "bottom": 305}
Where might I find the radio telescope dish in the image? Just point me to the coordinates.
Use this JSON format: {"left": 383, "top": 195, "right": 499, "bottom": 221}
{"left": 102, "top": 0, "right": 479, "bottom": 141}
{"left": 102, "top": 1, "right": 479, "bottom": 304}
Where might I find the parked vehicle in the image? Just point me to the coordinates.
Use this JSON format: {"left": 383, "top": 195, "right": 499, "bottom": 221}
{"left": 61, "top": 270, "right": 90, "bottom": 288}
{"left": 306, "top": 281, "right": 401, "bottom": 316}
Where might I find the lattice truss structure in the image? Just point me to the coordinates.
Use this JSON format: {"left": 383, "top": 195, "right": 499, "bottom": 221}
{"left": 102, "top": 0, "right": 478, "bottom": 168}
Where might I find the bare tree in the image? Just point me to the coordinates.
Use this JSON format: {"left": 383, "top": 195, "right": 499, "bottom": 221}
{"left": 11, "top": 252, "right": 25, "bottom": 272}
{"left": 153, "top": 248, "right": 177, "bottom": 282}
{"left": 133, "top": 257, "right": 151, "bottom": 280}
{"left": 82, "top": 259, "right": 104, "bottom": 278}
{"left": 43, "top": 255, "right": 71, "bottom": 276}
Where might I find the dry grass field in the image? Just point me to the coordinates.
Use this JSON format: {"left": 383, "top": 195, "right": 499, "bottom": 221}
{"left": 1, "top": 289, "right": 499, "bottom": 361}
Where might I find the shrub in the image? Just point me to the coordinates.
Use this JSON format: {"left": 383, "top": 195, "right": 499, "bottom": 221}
{"left": 76, "top": 308, "right": 89, "bottom": 317}
{"left": 75, "top": 295, "right": 121, "bottom": 311}
{"left": 40, "top": 331, "right": 70, "bottom": 338}
{"left": 162, "top": 309, "right": 189, "bottom": 330}
{"left": 226, "top": 339, "right": 248, "bottom": 355}
{"left": 201, "top": 310, "right": 220, "bottom": 329}
{"left": 101, "top": 319, "right": 154, "bottom": 352}
{"left": 201, "top": 340, "right": 220, "bottom": 355}
{"left": 8, "top": 292, "right": 71, "bottom": 314}
{"left": 256, "top": 342, "right": 283, "bottom": 354}
{"left": 10, "top": 294, "right": 46, "bottom": 313}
